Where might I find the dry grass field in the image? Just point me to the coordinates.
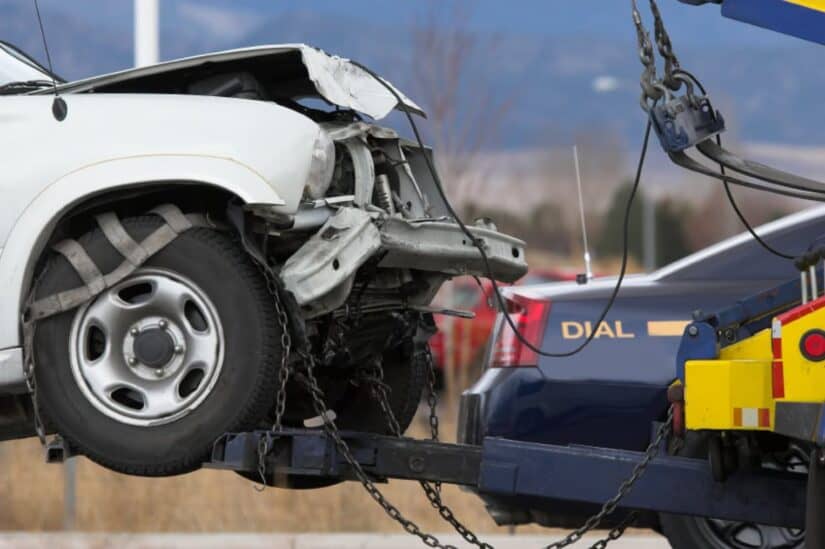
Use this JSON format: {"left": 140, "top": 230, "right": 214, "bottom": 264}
{"left": 0, "top": 403, "right": 543, "bottom": 535}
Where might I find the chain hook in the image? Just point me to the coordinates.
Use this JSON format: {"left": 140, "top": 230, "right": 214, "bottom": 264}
{"left": 649, "top": 0, "right": 682, "bottom": 91}
{"left": 632, "top": 0, "right": 663, "bottom": 109}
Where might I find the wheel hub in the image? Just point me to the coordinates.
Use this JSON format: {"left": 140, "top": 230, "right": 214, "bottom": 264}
{"left": 133, "top": 327, "right": 175, "bottom": 367}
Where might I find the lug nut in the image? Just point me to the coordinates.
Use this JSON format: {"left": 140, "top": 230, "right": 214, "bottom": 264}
{"left": 154, "top": 368, "right": 164, "bottom": 377}
{"left": 130, "top": 327, "right": 139, "bottom": 336}
{"left": 127, "top": 356, "right": 138, "bottom": 366}
{"left": 174, "top": 345, "right": 184, "bottom": 355}
{"left": 158, "top": 320, "right": 168, "bottom": 329}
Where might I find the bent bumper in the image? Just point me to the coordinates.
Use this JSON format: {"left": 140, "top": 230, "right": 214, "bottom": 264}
{"left": 379, "top": 218, "right": 528, "bottom": 283}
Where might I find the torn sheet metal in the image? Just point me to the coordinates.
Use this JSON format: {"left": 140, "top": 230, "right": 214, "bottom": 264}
{"left": 299, "top": 47, "right": 424, "bottom": 120}
{"left": 281, "top": 207, "right": 381, "bottom": 309}
{"left": 47, "top": 44, "right": 424, "bottom": 121}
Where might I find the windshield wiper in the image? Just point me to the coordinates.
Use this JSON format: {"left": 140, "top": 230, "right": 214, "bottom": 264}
{"left": 0, "top": 79, "right": 56, "bottom": 95}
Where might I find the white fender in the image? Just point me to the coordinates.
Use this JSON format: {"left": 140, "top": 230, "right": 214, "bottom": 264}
{"left": 0, "top": 154, "right": 284, "bottom": 350}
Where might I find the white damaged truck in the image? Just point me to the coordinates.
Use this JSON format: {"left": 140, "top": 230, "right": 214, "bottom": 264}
{"left": 0, "top": 42, "right": 526, "bottom": 476}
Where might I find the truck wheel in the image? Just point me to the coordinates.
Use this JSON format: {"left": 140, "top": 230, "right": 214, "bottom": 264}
{"left": 32, "top": 216, "right": 280, "bottom": 476}
{"left": 330, "top": 340, "right": 428, "bottom": 434}
{"left": 659, "top": 435, "right": 806, "bottom": 549}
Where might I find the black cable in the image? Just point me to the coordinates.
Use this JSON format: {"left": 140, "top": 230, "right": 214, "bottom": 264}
{"left": 720, "top": 154, "right": 795, "bottom": 260}
{"left": 674, "top": 68, "right": 795, "bottom": 261}
{"left": 351, "top": 60, "right": 651, "bottom": 358}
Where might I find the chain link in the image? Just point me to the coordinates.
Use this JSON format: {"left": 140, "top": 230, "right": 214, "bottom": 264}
{"left": 423, "top": 346, "right": 442, "bottom": 496}
{"left": 648, "top": 0, "right": 680, "bottom": 90}
{"left": 364, "top": 353, "right": 495, "bottom": 549}
{"left": 588, "top": 511, "right": 638, "bottom": 549}
{"left": 424, "top": 346, "right": 440, "bottom": 443}
{"left": 249, "top": 255, "right": 294, "bottom": 489}
{"left": 298, "top": 351, "right": 459, "bottom": 549}
{"left": 21, "top": 317, "right": 47, "bottom": 446}
{"left": 632, "top": 0, "right": 662, "bottom": 109}
{"left": 21, "top": 266, "right": 53, "bottom": 447}
{"left": 544, "top": 406, "right": 674, "bottom": 549}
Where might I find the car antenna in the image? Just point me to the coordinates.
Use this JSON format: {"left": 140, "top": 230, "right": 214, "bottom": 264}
{"left": 33, "top": 0, "right": 67, "bottom": 121}
{"left": 573, "top": 145, "right": 593, "bottom": 285}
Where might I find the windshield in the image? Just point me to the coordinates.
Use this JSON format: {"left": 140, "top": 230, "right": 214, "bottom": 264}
{"left": 0, "top": 41, "right": 56, "bottom": 87}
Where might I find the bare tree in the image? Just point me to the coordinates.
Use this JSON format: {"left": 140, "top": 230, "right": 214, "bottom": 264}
{"left": 408, "top": 1, "right": 516, "bottom": 207}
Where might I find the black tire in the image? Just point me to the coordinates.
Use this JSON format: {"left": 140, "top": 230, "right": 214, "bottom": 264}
{"left": 250, "top": 339, "right": 428, "bottom": 489}
{"left": 659, "top": 435, "right": 806, "bottom": 549}
{"left": 33, "top": 216, "right": 280, "bottom": 476}
{"left": 332, "top": 340, "right": 428, "bottom": 435}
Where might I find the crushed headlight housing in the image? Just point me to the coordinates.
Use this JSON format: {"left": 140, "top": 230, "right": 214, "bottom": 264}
{"left": 304, "top": 129, "right": 336, "bottom": 199}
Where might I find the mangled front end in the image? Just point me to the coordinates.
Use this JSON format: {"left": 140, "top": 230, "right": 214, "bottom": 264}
{"left": 254, "top": 121, "right": 526, "bottom": 319}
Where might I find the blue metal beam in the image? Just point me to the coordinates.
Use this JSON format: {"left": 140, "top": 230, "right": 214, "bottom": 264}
{"left": 721, "top": 0, "right": 825, "bottom": 46}
{"left": 479, "top": 436, "right": 806, "bottom": 528}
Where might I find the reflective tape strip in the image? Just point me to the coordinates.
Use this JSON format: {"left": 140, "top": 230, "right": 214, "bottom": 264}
{"left": 733, "top": 407, "right": 771, "bottom": 428}
{"left": 759, "top": 408, "right": 771, "bottom": 428}
{"left": 771, "top": 318, "right": 785, "bottom": 398}
{"left": 772, "top": 360, "right": 786, "bottom": 398}
{"left": 742, "top": 408, "right": 759, "bottom": 427}
{"left": 647, "top": 320, "right": 690, "bottom": 337}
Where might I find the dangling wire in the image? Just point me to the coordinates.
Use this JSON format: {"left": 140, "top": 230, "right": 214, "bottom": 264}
{"left": 674, "top": 68, "right": 795, "bottom": 261}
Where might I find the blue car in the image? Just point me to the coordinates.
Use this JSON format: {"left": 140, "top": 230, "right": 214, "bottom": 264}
{"left": 459, "top": 206, "right": 825, "bottom": 549}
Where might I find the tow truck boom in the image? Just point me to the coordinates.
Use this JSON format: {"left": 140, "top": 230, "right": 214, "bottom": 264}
{"left": 678, "top": 0, "right": 825, "bottom": 46}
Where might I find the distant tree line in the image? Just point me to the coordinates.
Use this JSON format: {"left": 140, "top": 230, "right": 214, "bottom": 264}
{"left": 465, "top": 180, "right": 791, "bottom": 270}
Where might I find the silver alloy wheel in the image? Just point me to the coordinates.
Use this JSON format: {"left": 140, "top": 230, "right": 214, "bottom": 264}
{"left": 69, "top": 268, "right": 224, "bottom": 426}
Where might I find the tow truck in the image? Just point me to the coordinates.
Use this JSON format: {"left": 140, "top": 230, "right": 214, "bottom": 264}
{"left": 41, "top": 1, "right": 825, "bottom": 547}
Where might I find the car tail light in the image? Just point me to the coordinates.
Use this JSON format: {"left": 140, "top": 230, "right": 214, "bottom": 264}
{"left": 800, "top": 329, "right": 825, "bottom": 361}
{"left": 491, "top": 295, "right": 550, "bottom": 368}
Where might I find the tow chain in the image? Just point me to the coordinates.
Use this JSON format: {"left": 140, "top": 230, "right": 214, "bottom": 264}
{"left": 21, "top": 296, "right": 48, "bottom": 446}
{"left": 648, "top": 0, "right": 680, "bottom": 91}
{"left": 362, "top": 356, "right": 494, "bottom": 549}
{"left": 634, "top": 0, "right": 694, "bottom": 108}
{"left": 249, "top": 255, "right": 294, "bottom": 490}
{"left": 299, "top": 350, "right": 461, "bottom": 549}
{"left": 544, "top": 406, "right": 674, "bottom": 549}
{"left": 360, "top": 345, "right": 674, "bottom": 549}
{"left": 632, "top": 0, "right": 662, "bottom": 110}
{"left": 252, "top": 258, "right": 463, "bottom": 548}
{"left": 251, "top": 246, "right": 676, "bottom": 548}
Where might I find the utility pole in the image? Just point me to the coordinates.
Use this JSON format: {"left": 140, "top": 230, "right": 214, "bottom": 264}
{"left": 643, "top": 195, "right": 656, "bottom": 272}
{"left": 134, "top": 0, "right": 159, "bottom": 67}
{"left": 63, "top": 458, "right": 76, "bottom": 530}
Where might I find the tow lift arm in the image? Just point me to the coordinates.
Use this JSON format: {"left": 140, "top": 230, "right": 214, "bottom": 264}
{"left": 680, "top": 0, "right": 825, "bottom": 47}
{"left": 206, "top": 427, "right": 806, "bottom": 529}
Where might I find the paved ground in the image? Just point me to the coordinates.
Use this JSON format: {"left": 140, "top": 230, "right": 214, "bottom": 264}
{"left": 0, "top": 533, "right": 672, "bottom": 548}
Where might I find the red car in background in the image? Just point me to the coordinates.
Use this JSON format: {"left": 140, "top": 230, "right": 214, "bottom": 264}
{"left": 429, "top": 268, "right": 579, "bottom": 381}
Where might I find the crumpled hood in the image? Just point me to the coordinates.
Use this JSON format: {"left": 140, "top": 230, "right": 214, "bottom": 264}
{"left": 44, "top": 44, "right": 425, "bottom": 121}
